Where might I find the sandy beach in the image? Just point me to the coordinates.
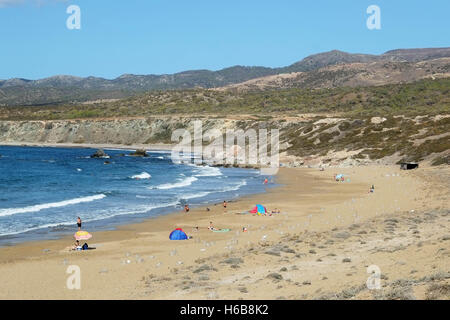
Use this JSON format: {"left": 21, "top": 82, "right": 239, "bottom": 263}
{"left": 0, "top": 163, "right": 448, "bottom": 300}
{"left": 1, "top": 1, "right": 449, "bottom": 304}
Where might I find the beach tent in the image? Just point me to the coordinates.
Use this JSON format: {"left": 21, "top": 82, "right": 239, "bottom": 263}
{"left": 169, "top": 228, "right": 188, "bottom": 240}
{"left": 250, "top": 204, "right": 267, "bottom": 215}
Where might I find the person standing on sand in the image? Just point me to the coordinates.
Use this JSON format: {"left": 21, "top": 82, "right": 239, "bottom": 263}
{"left": 223, "top": 201, "right": 228, "bottom": 211}
{"left": 77, "top": 217, "right": 82, "bottom": 231}
{"left": 184, "top": 204, "right": 190, "bottom": 213}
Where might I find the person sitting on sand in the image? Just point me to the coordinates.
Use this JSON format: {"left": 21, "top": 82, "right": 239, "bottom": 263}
{"left": 271, "top": 208, "right": 281, "bottom": 214}
{"left": 72, "top": 240, "right": 81, "bottom": 251}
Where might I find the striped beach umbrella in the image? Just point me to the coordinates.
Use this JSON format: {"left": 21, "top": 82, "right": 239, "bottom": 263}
{"left": 74, "top": 230, "right": 92, "bottom": 241}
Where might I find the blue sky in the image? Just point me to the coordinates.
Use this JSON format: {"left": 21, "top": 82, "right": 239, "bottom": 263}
{"left": 1, "top": 0, "right": 449, "bottom": 79}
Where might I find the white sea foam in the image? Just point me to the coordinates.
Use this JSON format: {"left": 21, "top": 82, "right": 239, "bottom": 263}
{"left": 0, "top": 194, "right": 106, "bottom": 218}
{"left": 220, "top": 180, "right": 247, "bottom": 192}
{"left": 194, "top": 166, "right": 222, "bottom": 177}
{"left": 178, "top": 192, "right": 211, "bottom": 200}
{"left": 131, "top": 172, "right": 151, "bottom": 180}
{"left": 148, "top": 150, "right": 172, "bottom": 154}
{"left": 0, "top": 200, "right": 178, "bottom": 237}
{"left": 151, "top": 176, "right": 198, "bottom": 190}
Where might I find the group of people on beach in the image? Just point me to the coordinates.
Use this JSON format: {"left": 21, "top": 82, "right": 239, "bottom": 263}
{"left": 184, "top": 200, "right": 228, "bottom": 214}
{"left": 70, "top": 217, "right": 89, "bottom": 251}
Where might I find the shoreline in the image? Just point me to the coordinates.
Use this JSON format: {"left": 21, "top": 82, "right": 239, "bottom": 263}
{"left": 0, "top": 141, "right": 175, "bottom": 152}
{"left": 0, "top": 169, "right": 279, "bottom": 263}
{"left": 0, "top": 179, "right": 273, "bottom": 251}
{"left": 0, "top": 164, "right": 448, "bottom": 299}
{"left": 0, "top": 143, "right": 271, "bottom": 250}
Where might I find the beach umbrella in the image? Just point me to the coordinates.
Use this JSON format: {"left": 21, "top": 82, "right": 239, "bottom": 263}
{"left": 74, "top": 230, "right": 92, "bottom": 241}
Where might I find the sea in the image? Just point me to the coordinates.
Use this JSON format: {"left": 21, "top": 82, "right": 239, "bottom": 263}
{"left": 0, "top": 146, "right": 271, "bottom": 246}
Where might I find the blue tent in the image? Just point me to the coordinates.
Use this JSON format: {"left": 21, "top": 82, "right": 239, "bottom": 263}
{"left": 169, "top": 228, "right": 188, "bottom": 240}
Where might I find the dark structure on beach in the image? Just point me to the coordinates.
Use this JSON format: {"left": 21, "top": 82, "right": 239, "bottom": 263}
{"left": 400, "top": 162, "right": 419, "bottom": 170}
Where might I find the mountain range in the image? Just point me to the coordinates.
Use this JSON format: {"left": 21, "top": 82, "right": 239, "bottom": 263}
{"left": 1, "top": 47, "right": 449, "bottom": 107}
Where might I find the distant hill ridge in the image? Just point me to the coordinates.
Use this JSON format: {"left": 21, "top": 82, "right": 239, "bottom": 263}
{"left": 1, "top": 47, "right": 449, "bottom": 106}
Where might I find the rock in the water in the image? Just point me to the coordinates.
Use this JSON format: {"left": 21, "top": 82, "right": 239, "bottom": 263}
{"left": 130, "top": 149, "right": 148, "bottom": 157}
{"left": 91, "top": 149, "right": 109, "bottom": 158}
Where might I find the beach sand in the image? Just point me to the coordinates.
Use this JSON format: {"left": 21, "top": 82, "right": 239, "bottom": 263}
{"left": 0, "top": 165, "right": 448, "bottom": 300}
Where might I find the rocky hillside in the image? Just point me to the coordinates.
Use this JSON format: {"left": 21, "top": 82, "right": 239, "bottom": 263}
{"left": 1, "top": 114, "right": 448, "bottom": 167}
{"left": 1, "top": 47, "right": 449, "bottom": 107}
{"left": 220, "top": 58, "right": 450, "bottom": 91}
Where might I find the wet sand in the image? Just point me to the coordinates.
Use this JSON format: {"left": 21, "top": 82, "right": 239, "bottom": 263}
{"left": 0, "top": 165, "right": 448, "bottom": 300}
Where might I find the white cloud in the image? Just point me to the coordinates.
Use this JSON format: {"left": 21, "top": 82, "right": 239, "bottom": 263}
{"left": 0, "top": 0, "right": 68, "bottom": 8}
{"left": 0, "top": 0, "right": 25, "bottom": 8}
